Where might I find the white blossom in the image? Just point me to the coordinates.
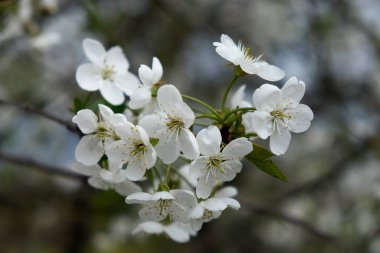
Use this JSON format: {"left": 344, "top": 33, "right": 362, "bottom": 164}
{"left": 132, "top": 221, "right": 195, "bottom": 243}
{"left": 189, "top": 186, "right": 240, "bottom": 231}
{"left": 71, "top": 162, "right": 141, "bottom": 196}
{"left": 126, "top": 190, "right": 197, "bottom": 223}
{"left": 139, "top": 84, "right": 199, "bottom": 164}
{"left": 76, "top": 39, "right": 138, "bottom": 105}
{"left": 72, "top": 104, "right": 127, "bottom": 166}
{"left": 190, "top": 125, "right": 253, "bottom": 198}
{"left": 129, "top": 57, "right": 163, "bottom": 110}
{"left": 213, "top": 34, "right": 285, "bottom": 81}
{"left": 242, "top": 76, "right": 314, "bottom": 155}
{"left": 105, "top": 122, "right": 157, "bottom": 181}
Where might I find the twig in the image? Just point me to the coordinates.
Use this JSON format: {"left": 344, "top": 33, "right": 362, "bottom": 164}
{"left": 0, "top": 150, "right": 84, "bottom": 180}
{"left": 240, "top": 198, "right": 350, "bottom": 252}
{"left": 0, "top": 99, "right": 79, "bottom": 134}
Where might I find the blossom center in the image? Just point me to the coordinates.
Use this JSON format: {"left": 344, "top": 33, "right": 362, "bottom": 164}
{"left": 205, "top": 155, "right": 225, "bottom": 181}
{"left": 156, "top": 199, "right": 172, "bottom": 215}
{"left": 130, "top": 140, "right": 147, "bottom": 161}
{"left": 101, "top": 65, "right": 115, "bottom": 80}
{"left": 96, "top": 122, "right": 118, "bottom": 140}
{"left": 166, "top": 117, "right": 184, "bottom": 130}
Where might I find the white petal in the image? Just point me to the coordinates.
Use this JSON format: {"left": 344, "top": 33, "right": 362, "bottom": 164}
{"left": 242, "top": 111, "right": 273, "bottom": 139}
{"left": 170, "top": 189, "right": 197, "bottom": 209}
{"left": 155, "top": 139, "right": 180, "bottom": 164}
{"left": 165, "top": 224, "right": 191, "bottom": 243}
{"left": 109, "top": 113, "right": 128, "bottom": 126}
{"left": 191, "top": 220, "right": 204, "bottom": 232}
{"left": 189, "top": 157, "right": 208, "bottom": 180}
{"left": 215, "top": 186, "right": 238, "bottom": 198}
{"left": 71, "top": 162, "right": 101, "bottom": 176}
{"left": 105, "top": 46, "right": 129, "bottom": 71}
{"left": 220, "top": 34, "right": 238, "bottom": 48}
{"left": 114, "top": 122, "right": 139, "bottom": 140}
{"left": 152, "top": 57, "right": 163, "bottom": 84}
{"left": 126, "top": 192, "right": 152, "bottom": 204}
{"left": 189, "top": 205, "right": 205, "bottom": 219}
{"left": 99, "top": 169, "right": 127, "bottom": 183}
{"left": 126, "top": 160, "right": 146, "bottom": 181}
{"left": 142, "top": 146, "right": 157, "bottom": 169}
{"left": 88, "top": 176, "right": 110, "bottom": 190}
{"left": 114, "top": 180, "right": 142, "bottom": 196}
{"left": 138, "top": 204, "right": 168, "bottom": 221}
{"left": 218, "top": 160, "right": 240, "bottom": 181}
{"left": 105, "top": 140, "right": 131, "bottom": 164}
{"left": 138, "top": 114, "right": 163, "bottom": 138}
{"left": 270, "top": 125, "right": 291, "bottom": 155}
{"left": 253, "top": 84, "right": 282, "bottom": 111}
{"left": 169, "top": 101, "right": 195, "bottom": 128}
{"left": 139, "top": 64, "right": 154, "bottom": 87}
{"left": 133, "top": 221, "right": 164, "bottom": 234}
{"left": 201, "top": 198, "right": 227, "bottom": 211}
{"left": 99, "top": 81, "right": 125, "bottom": 105}
{"left": 83, "top": 39, "right": 106, "bottom": 66}
{"left": 129, "top": 87, "right": 152, "bottom": 109}
{"left": 157, "top": 84, "right": 183, "bottom": 108}
{"left": 196, "top": 125, "right": 221, "bottom": 156}
{"left": 114, "top": 72, "right": 139, "bottom": 96}
{"left": 256, "top": 63, "right": 285, "bottom": 81}
{"left": 220, "top": 197, "right": 240, "bottom": 210}
{"left": 196, "top": 175, "right": 216, "bottom": 199}
{"left": 222, "top": 137, "right": 252, "bottom": 159}
{"left": 76, "top": 63, "right": 101, "bottom": 91}
{"left": 281, "top": 76, "right": 305, "bottom": 105}
{"left": 72, "top": 109, "right": 98, "bottom": 134}
{"left": 230, "top": 84, "right": 246, "bottom": 109}
{"left": 179, "top": 129, "right": 199, "bottom": 160}
{"left": 136, "top": 125, "right": 151, "bottom": 145}
{"left": 75, "top": 135, "right": 103, "bottom": 165}
{"left": 98, "top": 104, "right": 113, "bottom": 121}
{"left": 288, "top": 104, "right": 313, "bottom": 133}
{"left": 151, "top": 191, "right": 175, "bottom": 201}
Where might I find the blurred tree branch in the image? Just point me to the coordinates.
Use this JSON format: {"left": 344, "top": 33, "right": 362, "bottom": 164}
{"left": 0, "top": 98, "right": 80, "bottom": 134}
{"left": 0, "top": 150, "right": 84, "bottom": 180}
{"left": 240, "top": 198, "right": 351, "bottom": 253}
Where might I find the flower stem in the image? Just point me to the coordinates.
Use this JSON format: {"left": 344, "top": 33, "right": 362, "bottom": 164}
{"left": 221, "top": 74, "right": 239, "bottom": 111}
{"left": 223, "top": 107, "right": 256, "bottom": 121}
{"left": 182, "top": 95, "right": 222, "bottom": 120}
{"left": 153, "top": 167, "right": 163, "bottom": 184}
{"left": 165, "top": 164, "right": 172, "bottom": 183}
{"left": 196, "top": 114, "right": 220, "bottom": 121}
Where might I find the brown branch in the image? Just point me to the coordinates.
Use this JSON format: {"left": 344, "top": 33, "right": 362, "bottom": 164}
{"left": 0, "top": 150, "right": 84, "bottom": 180}
{"left": 240, "top": 198, "right": 351, "bottom": 252}
{"left": 0, "top": 98, "right": 80, "bottom": 134}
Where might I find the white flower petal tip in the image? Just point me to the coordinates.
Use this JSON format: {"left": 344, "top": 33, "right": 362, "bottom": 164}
{"left": 133, "top": 222, "right": 193, "bottom": 243}
{"left": 213, "top": 34, "right": 284, "bottom": 81}
{"left": 76, "top": 39, "right": 137, "bottom": 105}
{"left": 242, "top": 77, "right": 313, "bottom": 155}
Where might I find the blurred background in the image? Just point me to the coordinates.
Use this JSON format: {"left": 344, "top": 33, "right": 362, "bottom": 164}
{"left": 1, "top": 0, "right": 380, "bottom": 252}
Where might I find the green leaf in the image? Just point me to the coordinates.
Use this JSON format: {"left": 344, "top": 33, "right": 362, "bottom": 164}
{"left": 248, "top": 158, "right": 288, "bottom": 182}
{"left": 248, "top": 143, "right": 275, "bottom": 161}
{"left": 246, "top": 143, "right": 288, "bottom": 182}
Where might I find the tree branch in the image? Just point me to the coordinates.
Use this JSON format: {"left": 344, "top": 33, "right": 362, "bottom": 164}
{"left": 0, "top": 150, "right": 84, "bottom": 180}
{"left": 240, "top": 198, "right": 350, "bottom": 252}
{"left": 0, "top": 98, "right": 80, "bottom": 134}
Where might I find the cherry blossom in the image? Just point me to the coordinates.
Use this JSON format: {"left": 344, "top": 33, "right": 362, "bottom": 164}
{"left": 190, "top": 125, "right": 253, "bottom": 198}
{"left": 76, "top": 39, "right": 138, "bottom": 105}
{"left": 72, "top": 104, "right": 127, "bottom": 166}
{"left": 139, "top": 84, "right": 199, "bottom": 164}
{"left": 213, "top": 34, "right": 285, "bottom": 81}
{"left": 242, "top": 76, "right": 314, "bottom": 155}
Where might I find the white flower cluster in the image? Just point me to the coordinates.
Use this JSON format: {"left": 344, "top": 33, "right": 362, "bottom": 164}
{"left": 71, "top": 34, "right": 314, "bottom": 242}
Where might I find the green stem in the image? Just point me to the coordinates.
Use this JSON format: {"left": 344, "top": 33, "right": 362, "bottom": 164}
{"left": 223, "top": 107, "right": 256, "bottom": 121}
{"left": 153, "top": 167, "right": 163, "bottom": 184}
{"left": 221, "top": 74, "right": 239, "bottom": 111}
{"left": 196, "top": 114, "right": 220, "bottom": 121}
{"left": 165, "top": 164, "right": 172, "bottom": 183}
{"left": 182, "top": 95, "right": 222, "bottom": 120}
